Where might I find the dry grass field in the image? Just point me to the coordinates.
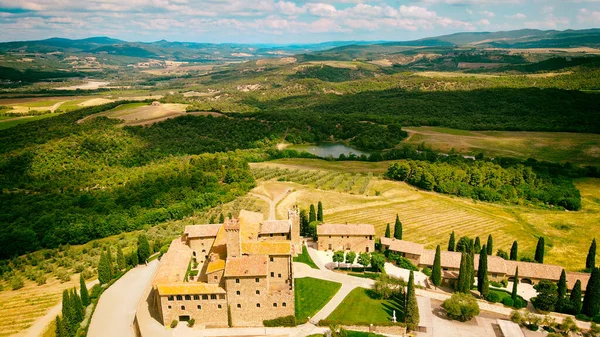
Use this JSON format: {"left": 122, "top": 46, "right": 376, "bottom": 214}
{"left": 253, "top": 159, "right": 600, "bottom": 272}
{"left": 77, "top": 102, "right": 190, "bottom": 126}
{"left": 403, "top": 127, "right": 600, "bottom": 165}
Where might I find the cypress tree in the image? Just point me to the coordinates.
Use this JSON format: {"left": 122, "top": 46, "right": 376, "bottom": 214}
{"left": 317, "top": 201, "right": 323, "bottom": 222}
{"left": 448, "top": 231, "right": 456, "bottom": 252}
{"left": 117, "top": 245, "right": 126, "bottom": 271}
{"left": 80, "top": 274, "right": 90, "bottom": 307}
{"left": 557, "top": 269, "right": 567, "bottom": 312}
{"left": 456, "top": 252, "right": 469, "bottom": 293}
{"left": 404, "top": 270, "right": 420, "bottom": 330}
{"left": 394, "top": 214, "right": 402, "bottom": 240}
{"left": 474, "top": 237, "right": 481, "bottom": 255}
{"left": 309, "top": 204, "right": 316, "bottom": 223}
{"left": 137, "top": 234, "right": 151, "bottom": 263}
{"left": 583, "top": 267, "right": 600, "bottom": 317}
{"left": 106, "top": 246, "right": 114, "bottom": 275}
{"left": 97, "top": 252, "right": 111, "bottom": 284}
{"left": 219, "top": 213, "right": 225, "bottom": 223}
{"left": 131, "top": 250, "right": 139, "bottom": 266}
{"left": 570, "top": 280, "right": 583, "bottom": 315}
{"left": 511, "top": 267, "right": 519, "bottom": 302}
{"left": 299, "top": 209, "right": 309, "bottom": 236}
{"left": 510, "top": 241, "right": 518, "bottom": 261}
{"left": 72, "top": 288, "right": 84, "bottom": 323}
{"left": 431, "top": 245, "right": 442, "bottom": 288}
{"left": 486, "top": 235, "right": 493, "bottom": 256}
{"left": 468, "top": 251, "right": 475, "bottom": 290}
{"left": 535, "top": 237, "right": 545, "bottom": 264}
{"left": 55, "top": 316, "right": 64, "bottom": 337}
{"left": 477, "top": 246, "right": 489, "bottom": 298}
{"left": 61, "top": 290, "right": 72, "bottom": 333}
{"left": 385, "top": 224, "right": 391, "bottom": 238}
{"left": 587, "top": 239, "right": 597, "bottom": 271}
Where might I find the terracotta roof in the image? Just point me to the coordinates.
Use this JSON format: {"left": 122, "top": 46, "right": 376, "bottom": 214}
{"left": 260, "top": 220, "right": 291, "bottom": 235}
{"left": 205, "top": 225, "right": 227, "bottom": 274}
{"left": 239, "top": 210, "right": 263, "bottom": 242}
{"left": 504, "top": 260, "right": 563, "bottom": 280}
{"left": 381, "top": 238, "right": 424, "bottom": 256}
{"left": 156, "top": 283, "right": 226, "bottom": 296}
{"left": 184, "top": 224, "right": 222, "bottom": 238}
{"left": 224, "top": 255, "right": 268, "bottom": 277}
{"left": 153, "top": 238, "right": 192, "bottom": 285}
{"left": 242, "top": 241, "right": 292, "bottom": 255}
{"left": 474, "top": 255, "right": 507, "bottom": 274}
{"left": 566, "top": 272, "right": 591, "bottom": 291}
{"left": 317, "top": 224, "right": 375, "bottom": 236}
{"left": 206, "top": 259, "right": 226, "bottom": 274}
{"left": 420, "top": 249, "right": 463, "bottom": 269}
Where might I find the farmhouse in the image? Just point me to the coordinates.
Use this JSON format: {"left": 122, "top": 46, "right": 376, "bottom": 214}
{"left": 381, "top": 237, "right": 591, "bottom": 291}
{"left": 317, "top": 224, "right": 375, "bottom": 253}
{"left": 151, "top": 209, "right": 301, "bottom": 327}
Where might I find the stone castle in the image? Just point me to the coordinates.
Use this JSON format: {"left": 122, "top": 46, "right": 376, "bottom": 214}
{"left": 151, "top": 208, "right": 302, "bottom": 327}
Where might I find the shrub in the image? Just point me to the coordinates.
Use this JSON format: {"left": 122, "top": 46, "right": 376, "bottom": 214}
{"left": 594, "top": 315, "right": 600, "bottom": 324}
{"left": 35, "top": 274, "right": 47, "bottom": 286}
{"left": 442, "top": 293, "right": 480, "bottom": 322}
{"left": 527, "top": 324, "right": 539, "bottom": 331}
{"left": 390, "top": 255, "right": 418, "bottom": 271}
{"left": 170, "top": 320, "right": 178, "bottom": 328}
{"left": 501, "top": 279, "right": 508, "bottom": 288}
{"left": 0, "top": 283, "right": 3, "bottom": 291}
{"left": 187, "top": 318, "right": 195, "bottom": 327}
{"left": 514, "top": 298, "right": 525, "bottom": 309}
{"left": 576, "top": 314, "right": 592, "bottom": 322}
{"left": 422, "top": 267, "right": 432, "bottom": 276}
{"left": 263, "top": 315, "right": 296, "bottom": 327}
{"left": 510, "top": 310, "right": 523, "bottom": 324}
{"left": 10, "top": 276, "right": 24, "bottom": 290}
{"left": 486, "top": 292, "right": 501, "bottom": 303}
{"left": 90, "top": 284, "right": 102, "bottom": 300}
{"left": 502, "top": 297, "right": 515, "bottom": 307}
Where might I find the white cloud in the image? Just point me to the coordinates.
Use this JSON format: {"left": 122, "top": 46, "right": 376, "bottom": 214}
{"left": 276, "top": 1, "right": 306, "bottom": 16}
{"left": 505, "top": 13, "right": 526, "bottom": 20}
{"left": 480, "top": 10, "right": 495, "bottom": 18}
{"left": 305, "top": 3, "right": 338, "bottom": 17}
{"left": 478, "top": 19, "right": 490, "bottom": 25}
{"left": 578, "top": 8, "right": 600, "bottom": 23}
{"left": 399, "top": 5, "right": 437, "bottom": 19}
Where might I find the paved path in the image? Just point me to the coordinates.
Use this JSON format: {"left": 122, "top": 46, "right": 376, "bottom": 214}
{"left": 88, "top": 261, "right": 159, "bottom": 337}
{"left": 17, "top": 279, "right": 99, "bottom": 337}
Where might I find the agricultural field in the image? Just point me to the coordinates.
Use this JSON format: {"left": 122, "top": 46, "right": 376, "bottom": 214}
{"left": 253, "top": 159, "right": 600, "bottom": 271}
{"left": 77, "top": 102, "right": 191, "bottom": 126}
{"left": 403, "top": 127, "right": 600, "bottom": 165}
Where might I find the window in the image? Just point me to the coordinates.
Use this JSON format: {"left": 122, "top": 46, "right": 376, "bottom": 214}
{"left": 256, "top": 303, "right": 261, "bottom": 308}
{"left": 181, "top": 305, "right": 185, "bottom": 310}
{"left": 270, "top": 257, "right": 274, "bottom": 262}
{"left": 329, "top": 236, "right": 331, "bottom": 238}
{"left": 270, "top": 272, "right": 274, "bottom": 277}
{"left": 270, "top": 234, "right": 273, "bottom": 237}
{"left": 214, "top": 275, "right": 217, "bottom": 280}
{"left": 219, "top": 294, "right": 225, "bottom": 299}
{"left": 176, "top": 295, "right": 183, "bottom": 301}
{"left": 369, "top": 236, "right": 373, "bottom": 240}
{"left": 193, "top": 251, "right": 196, "bottom": 256}
{"left": 282, "top": 302, "right": 286, "bottom": 307}
{"left": 256, "top": 290, "right": 260, "bottom": 295}
{"left": 168, "top": 296, "right": 174, "bottom": 301}
{"left": 202, "top": 249, "right": 206, "bottom": 253}
{"left": 255, "top": 278, "right": 260, "bottom": 283}
{"left": 211, "top": 294, "right": 217, "bottom": 300}
{"left": 218, "top": 304, "right": 222, "bottom": 309}
{"left": 168, "top": 305, "right": 172, "bottom": 309}
{"left": 193, "top": 295, "right": 199, "bottom": 300}
{"left": 202, "top": 295, "right": 208, "bottom": 300}
{"left": 366, "top": 247, "right": 369, "bottom": 253}
{"left": 235, "top": 278, "right": 240, "bottom": 283}
{"left": 273, "top": 303, "right": 278, "bottom": 307}
{"left": 185, "top": 295, "right": 191, "bottom": 300}
{"left": 278, "top": 273, "right": 282, "bottom": 278}
{"left": 197, "top": 305, "right": 201, "bottom": 309}
{"left": 236, "top": 291, "right": 240, "bottom": 295}
{"left": 237, "top": 304, "right": 241, "bottom": 308}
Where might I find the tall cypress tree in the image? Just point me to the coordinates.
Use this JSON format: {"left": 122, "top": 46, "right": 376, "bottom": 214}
{"left": 394, "top": 214, "right": 402, "bottom": 240}
{"left": 55, "top": 316, "right": 64, "bottom": 337}
{"left": 510, "top": 241, "right": 518, "bottom": 261}
{"left": 61, "top": 290, "right": 71, "bottom": 334}
{"left": 448, "top": 231, "right": 456, "bottom": 252}
{"left": 309, "top": 204, "right": 316, "bottom": 223}
{"left": 299, "top": 209, "right": 309, "bottom": 236}
{"left": 456, "top": 252, "right": 469, "bottom": 293}
{"left": 468, "top": 251, "right": 475, "bottom": 291}
{"left": 219, "top": 213, "right": 225, "bottom": 223}
{"left": 71, "top": 288, "right": 84, "bottom": 323}
{"left": 535, "top": 237, "right": 545, "bottom": 264}
{"left": 117, "top": 245, "right": 126, "bottom": 271}
{"left": 385, "top": 224, "right": 391, "bottom": 238}
{"left": 486, "top": 235, "right": 493, "bottom": 256}
{"left": 587, "top": 239, "right": 597, "bottom": 271}
{"left": 474, "top": 237, "right": 481, "bottom": 255}
{"left": 404, "top": 270, "right": 420, "bottom": 331}
{"left": 137, "top": 234, "right": 151, "bottom": 263}
{"left": 106, "top": 246, "right": 114, "bottom": 275}
{"left": 511, "top": 267, "right": 519, "bottom": 302}
{"left": 477, "top": 246, "right": 489, "bottom": 298}
{"left": 317, "top": 201, "right": 323, "bottom": 222}
{"left": 557, "top": 269, "right": 567, "bottom": 312}
{"left": 98, "top": 252, "right": 111, "bottom": 284}
{"left": 431, "top": 245, "right": 442, "bottom": 288}
{"left": 570, "top": 280, "right": 583, "bottom": 315}
{"left": 80, "top": 274, "right": 90, "bottom": 307}
{"left": 583, "top": 267, "right": 600, "bottom": 317}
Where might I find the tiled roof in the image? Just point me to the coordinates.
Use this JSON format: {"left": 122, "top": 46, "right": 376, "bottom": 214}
{"left": 205, "top": 225, "right": 227, "bottom": 274}
{"left": 224, "top": 255, "right": 268, "bottom": 277}
{"left": 206, "top": 259, "right": 226, "bottom": 274}
{"left": 477, "top": 255, "right": 508, "bottom": 275}
{"left": 156, "top": 283, "right": 226, "bottom": 296}
{"left": 242, "top": 241, "right": 292, "bottom": 255}
{"left": 420, "top": 249, "right": 463, "bottom": 269}
{"left": 184, "top": 224, "right": 222, "bottom": 238}
{"left": 153, "top": 238, "right": 192, "bottom": 284}
{"left": 317, "top": 224, "right": 375, "bottom": 236}
{"left": 239, "top": 210, "right": 263, "bottom": 242}
{"left": 504, "top": 260, "right": 563, "bottom": 280}
{"left": 382, "top": 238, "right": 424, "bottom": 256}
{"left": 260, "top": 220, "right": 291, "bottom": 234}
{"left": 566, "top": 272, "right": 591, "bottom": 291}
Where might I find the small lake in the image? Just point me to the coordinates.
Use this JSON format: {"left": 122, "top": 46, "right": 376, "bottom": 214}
{"left": 287, "top": 143, "right": 370, "bottom": 158}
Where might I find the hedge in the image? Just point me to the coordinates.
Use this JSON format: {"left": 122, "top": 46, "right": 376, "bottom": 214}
{"left": 263, "top": 315, "right": 296, "bottom": 327}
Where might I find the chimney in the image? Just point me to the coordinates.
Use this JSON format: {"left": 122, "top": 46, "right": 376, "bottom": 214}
{"left": 225, "top": 218, "right": 241, "bottom": 258}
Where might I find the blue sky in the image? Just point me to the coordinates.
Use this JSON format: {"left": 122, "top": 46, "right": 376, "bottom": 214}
{"left": 0, "top": 0, "right": 599, "bottom": 43}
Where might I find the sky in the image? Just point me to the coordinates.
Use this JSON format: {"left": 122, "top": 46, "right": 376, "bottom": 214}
{"left": 0, "top": 0, "right": 599, "bottom": 44}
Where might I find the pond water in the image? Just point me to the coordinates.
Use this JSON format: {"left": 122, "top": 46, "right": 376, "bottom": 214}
{"left": 287, "top": 143, "right": 370, "bottom": 158}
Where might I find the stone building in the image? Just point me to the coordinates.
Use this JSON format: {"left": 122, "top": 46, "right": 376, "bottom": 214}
{"left": 316, "top": 224, "right": 375, "bottom": 253}
{"left": 151, "top": 209, "right": 301, "bottom": 327}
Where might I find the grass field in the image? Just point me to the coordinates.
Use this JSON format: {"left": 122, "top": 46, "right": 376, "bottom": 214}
{"left": 253, "top": 159, "right": 600, "bottom": 271}
{"left": 326, "top": 287, "right": 403, "bottom": 325}
{"left": 0, "top": 113, "right": 62, "bottom": 130}
{"left": 295, "top": 277, "right": 341, "bottom": 323}
{"left": 403, "top": 127, "right": 600, "bottom": 165}
{"left": 293, "top": 246, "right": 319, "bottom": 269}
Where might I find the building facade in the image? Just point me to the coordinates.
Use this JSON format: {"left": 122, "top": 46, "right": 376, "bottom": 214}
{"left": 151, "top": 209, "right": 301, "bottom": 327}
{"left": 317, "top": 224, "right": 375, "bottom": 253}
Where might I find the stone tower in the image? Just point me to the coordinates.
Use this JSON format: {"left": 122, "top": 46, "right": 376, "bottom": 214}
{"left": 288, "top": 205, "right": 301, "bottom": 255}
{"left": 225, "top": 218, "right": 241, "bottom": 258}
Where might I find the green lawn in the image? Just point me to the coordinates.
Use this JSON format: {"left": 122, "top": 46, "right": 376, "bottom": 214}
{"left": 293, "top": 246, "right": 319, "bottom": 269}
{"left": 295, "top": 277, "right": 341, "bottom": 323}
{"left": 0, "top": 113, "right": 62, "bottom": 130}
{"left": 326, "top": 287, "right": 403, "bottom": 325}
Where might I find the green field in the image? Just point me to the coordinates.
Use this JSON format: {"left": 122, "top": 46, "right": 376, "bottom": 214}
{"left": 326, "top": 287, "right": 403, "bottom": 325}
{"left": 0, "top": 113, "right": 62, "bottom": 130}
{"left": 295, "top": 277, "right": 341, "bottom": 323}
{"left": 293, "top": 246, "right": 319, "bottom": 269}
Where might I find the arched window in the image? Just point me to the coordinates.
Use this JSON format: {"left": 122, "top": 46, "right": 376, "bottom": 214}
{"left": 256, "top": 290, "right": 260, "bottom": 295}
{"left": 197, "top": 305, "right": 201, "bottom": 309}
{"left": 237, "top": 303, "right": 241, "bottom": 308}
{"left": 185, "top": 295, "right": 191, "bottom": 300}
{"left": 181, "top": 305, "right": 185, "bottom": 310}
{"left": 256, "top": 303, "right": 261, "bottom": 308}
{"left": 282, "top": 302, "right": 287, "bottom": 307}
{"left": 273, "top": 303, "right": 278, "bottom": 307}
{"left": 176, "top": 295, "right": 182, "bottom": 301}
{"left": 236, "top": 290, "right": 241, "bottom": 295}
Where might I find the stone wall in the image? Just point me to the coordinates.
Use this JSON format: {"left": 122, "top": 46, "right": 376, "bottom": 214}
{"left": 188, "top": 237, "right": 216, "bottom": 266}
{"left": 317, "top": 235, "right": 374, "bottom": 253}
{"left": 158, "top": 292, "right": 228, "bottom": 327}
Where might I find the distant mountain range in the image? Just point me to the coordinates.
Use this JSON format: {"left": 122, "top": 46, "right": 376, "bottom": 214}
{"left": 1, "top": 28, "right": 599, "bottom": 61}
